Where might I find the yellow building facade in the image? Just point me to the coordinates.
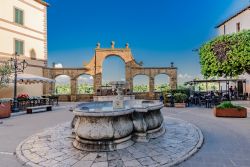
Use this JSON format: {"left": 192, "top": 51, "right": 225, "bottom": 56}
{"left": 0, "top": 0, "right": 48, "bottom": 98}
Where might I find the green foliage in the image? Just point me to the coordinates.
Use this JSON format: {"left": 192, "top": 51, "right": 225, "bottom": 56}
{"left": 199, "top": 30, "right": 250, "bottom": 77}
{"left": 55, "top": 84, "right": 71, "bottom": 95}
{"left": 133, "top": 85, "right": 149, "bottom": 92}
{"left": 173, "top": 93, "right": 188, "bottom": 103}
{"left": 155, "top": 84, "right": 170, "bottom": 92}
{"left": 217, "top": 101, "right": 243, "bottom": 109}
{"left": 78, "top": 83, "right": 93, "bottom": 94}
{"left": 170, "top": 89, "right": 190, "bottom": 97}
{"left": 0, "top": 62, "right": 11, "bottom": 88}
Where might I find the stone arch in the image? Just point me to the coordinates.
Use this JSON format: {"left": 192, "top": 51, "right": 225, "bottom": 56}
{"left": 43, "top": 42, "right": 178, "bottom": 101}
{"left": 77, "top": 74, "right": 94, "bottom": 94}
{"left": 84, "top": 43, "right": 140, "bottom": 92}
{"left": 102, "top": 55, "right": 126, "bottom": 85}
{"left": 55, "top": 75, "right": 71, "bottom": 95}
{"left": 154, "top": 73, "right": 170, "bottom": 92}
{"left": 133, "top": 74, "right": 150, "bottom": 93}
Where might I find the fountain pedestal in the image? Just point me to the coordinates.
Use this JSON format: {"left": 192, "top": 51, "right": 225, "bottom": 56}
{"left": 110, "top": 81, "right": 125, "bottom": 109}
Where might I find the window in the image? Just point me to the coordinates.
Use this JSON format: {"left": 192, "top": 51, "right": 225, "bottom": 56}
{"left": 30, "top": 49, "right": 36, "bottom": 60}
{"left": 14, "top": 8, "right": 24, "bottom": 25}
{"left": 15, "top": 39, "right": 24, "bottom": 55}
{"left": 236, "top": 22, "right": 241, "bottom": 32}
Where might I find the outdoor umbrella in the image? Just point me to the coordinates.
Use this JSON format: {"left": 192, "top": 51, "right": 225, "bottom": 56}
{"left": 13, "top": 73, "right": 55, "bottom": 84}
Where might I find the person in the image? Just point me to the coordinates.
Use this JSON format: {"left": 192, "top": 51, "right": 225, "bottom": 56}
{"left": 159, "top": 93, "right": 164, "bottom": 102}
{"left": 229, "top": 86, "right": 234, "bottom": 99}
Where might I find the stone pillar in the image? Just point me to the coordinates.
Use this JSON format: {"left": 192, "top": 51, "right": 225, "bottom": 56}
{"left": 149, "top": 76, "right": 155, "bottom": 99}
{"left": 71, "top": 78, "right": 77, "bottom": 101}
{"left": 51, "top": 82, "right": 55, "bottom": 94}
{"left": 125, "top": 64, "right": 133, "bottom": 92}
{"left": 94, "top": 73, "right": 102, "bottom": 95}
{"left": 170, "top": 76, "right": 177, "bottom": 90}
{"left": 43, "top": 69, "right": 55, "bottom": 95}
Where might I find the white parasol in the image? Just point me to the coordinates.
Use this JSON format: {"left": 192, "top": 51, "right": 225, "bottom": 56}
{"left": 14, "top": 73, "right": 55, "bottom": 84}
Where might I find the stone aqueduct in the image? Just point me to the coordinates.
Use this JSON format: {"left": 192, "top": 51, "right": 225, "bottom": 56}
{"left": 43, "top": 42, "right": 177, "bottom": 101}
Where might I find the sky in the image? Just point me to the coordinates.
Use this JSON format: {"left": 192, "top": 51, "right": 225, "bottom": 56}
{"left": 46, "top": 0, "right": 250, "bottom": 84}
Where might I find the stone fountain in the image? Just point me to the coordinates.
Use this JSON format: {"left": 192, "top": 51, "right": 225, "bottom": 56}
{"left": 73, "top": 81, "right": 165, "bottom": 151}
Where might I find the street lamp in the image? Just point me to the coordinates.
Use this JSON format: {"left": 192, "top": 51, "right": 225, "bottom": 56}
{"left": 8, "top": 53, "right": 28, "bottom": 112}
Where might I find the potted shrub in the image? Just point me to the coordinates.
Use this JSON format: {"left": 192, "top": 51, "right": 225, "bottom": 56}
{"left": 174, "top": 93, "right": 188, "bottom": 108}
{"left": 0, "top": 98, "right": 12, "bottom": 119}
{"left": 214, "top": 101, "right": 247, "bottom": 118}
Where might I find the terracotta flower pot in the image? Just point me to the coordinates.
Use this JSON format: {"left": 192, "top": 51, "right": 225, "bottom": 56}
{"left": 175, "top": 103, "right": 186, "bottom": 108}
{"left": 213, "top": 107, "right": 247, "bottom": 118}
{"left": 0, "top": 102, "right": 11, "bottom": 119}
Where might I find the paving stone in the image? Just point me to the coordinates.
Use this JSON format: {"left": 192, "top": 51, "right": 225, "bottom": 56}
{"left": 16, "top": 118, "right": 203, "bottom": 167}
{"left": 107, "top": 151, "right": 120, "bottom": 161}
{"left": 73, "top": 160, "right": 93, "bottom": 167}
{"left": 137, "top": 157, "right": 157, "bottom": 166}
{"left": 152, "top": 154, "right": 171, "bottom": 165}
{"left": 95, "top": 152, "right": 107, "bottom": 162}
{"left": 123, "top": 159, "right": 142, "bottom": 167}
{"left": 91, "top": 161, "right": 108, "bottom": 167}
{"left": 108, "top": 159, "right": 124, "bottom": 167}
{"left": 82, "top": 153, "right": 98, "bottom": 161}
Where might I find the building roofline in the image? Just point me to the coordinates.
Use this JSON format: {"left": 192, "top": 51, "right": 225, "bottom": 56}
{"left": 215, "top": 5, "right": 250, "bottom": 28}
{"left": 34, "top": 0, "right": 49, "bottom": 7}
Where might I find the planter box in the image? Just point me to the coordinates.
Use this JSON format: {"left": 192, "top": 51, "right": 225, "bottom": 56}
{"left": 213, "top": 107, "right": 247, "bottom": 118}
{"left": 0, "top": 102, "right": 11, "bottom": 119}
{"left": 175, "top": 103, "right": 186, "bottom": 108}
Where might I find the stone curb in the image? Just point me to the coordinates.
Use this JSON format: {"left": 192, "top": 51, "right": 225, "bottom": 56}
{"left": 16, "top": 134, "right": 35, "bottom": 167}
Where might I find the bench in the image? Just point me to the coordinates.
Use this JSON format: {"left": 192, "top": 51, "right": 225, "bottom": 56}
{"left": 26, "top": 105, "right": 52, "bottom": 114}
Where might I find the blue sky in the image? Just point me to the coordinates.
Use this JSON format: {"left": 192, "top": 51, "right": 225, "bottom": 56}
{"left": 47, "top": 0, "right": 250, "bottom": 83}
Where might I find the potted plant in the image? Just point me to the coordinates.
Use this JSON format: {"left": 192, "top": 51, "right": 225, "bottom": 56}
{"left": 17, "top": 93, "right": 29, "bottom": 101}
{"left": 214, "top": 101, "right": 247, "bottom": 118}
{"left": 0, "top": 98, "right": 12, "bottom": 119}
{"left": 174, "top": 93, "right": 188, "bottom": 108}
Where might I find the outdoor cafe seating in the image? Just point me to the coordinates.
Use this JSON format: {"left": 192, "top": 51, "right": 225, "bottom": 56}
{"left": 12, "top": 95, "right": 59, "bottom": 111}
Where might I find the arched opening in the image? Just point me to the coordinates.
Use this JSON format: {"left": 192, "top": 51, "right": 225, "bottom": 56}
{"left": 30, "top": 49, "right": 36, "bottom": 60}
{"left": 77, "top": 74, "right": 93, "bottom": 94}
{"left": 154, "top": 74, "right": 170, "bottom": 92}
{"left": 55, "top": 75, "right": 71, "bottom": 95}
{"left": 102, "top": 55, "right": 125, "bottom": 85}
{"left": 133, "top": 75, "right": 149, "bottom": 92}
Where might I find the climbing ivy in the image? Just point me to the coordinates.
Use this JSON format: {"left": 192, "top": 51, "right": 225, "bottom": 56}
{"left": 199, "top": 30, "right": 250, "bottom": 78}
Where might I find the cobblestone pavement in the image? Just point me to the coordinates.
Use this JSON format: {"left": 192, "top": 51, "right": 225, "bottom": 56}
{"left": 1, "top": 101, "right": 250, "bottom": 167}
{"left": 16, "top": 117, "right": 203, "bottom": 167}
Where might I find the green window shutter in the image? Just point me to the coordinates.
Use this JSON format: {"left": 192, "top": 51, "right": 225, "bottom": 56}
{"left": 14, "top": 8, "right": 23, "bottom": 25}
{"left": 15, "top": 40, "right": 19, "bottom": 54}
{"left": 19, "top": 10, "right": 23, "bottom": 25}
{"left": 15, "top": 40, "right": 24, "bottom": 55}
{"left": 15, "top": 8, "right": 18, "bottom": 23}
{"left": 19, "top": 41, "right": 24, "bottom": 54}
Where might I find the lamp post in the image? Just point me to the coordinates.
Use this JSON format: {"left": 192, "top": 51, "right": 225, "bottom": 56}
{"left": 8, "top": 53, "right": 28, "bottom": 113}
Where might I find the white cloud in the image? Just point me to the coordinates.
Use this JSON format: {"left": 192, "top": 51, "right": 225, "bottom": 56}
{"left": 177, "top": 73, "right": 203, "bottom": 83}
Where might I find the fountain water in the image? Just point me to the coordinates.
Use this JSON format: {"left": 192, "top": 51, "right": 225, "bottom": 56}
{"left": 72, "top": 81, "right": 165, "bottom": 151}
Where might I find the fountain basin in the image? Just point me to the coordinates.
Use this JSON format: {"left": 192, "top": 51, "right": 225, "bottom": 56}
{"left": 73, "top": 100, "right": 165, "bottom": 151}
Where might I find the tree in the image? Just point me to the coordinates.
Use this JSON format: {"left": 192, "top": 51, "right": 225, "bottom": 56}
{"left": 0, "top": 62, "right": 11, "bottom": 88}
{"left": 199, "top": 30, "right": 250, "bottom": 78}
